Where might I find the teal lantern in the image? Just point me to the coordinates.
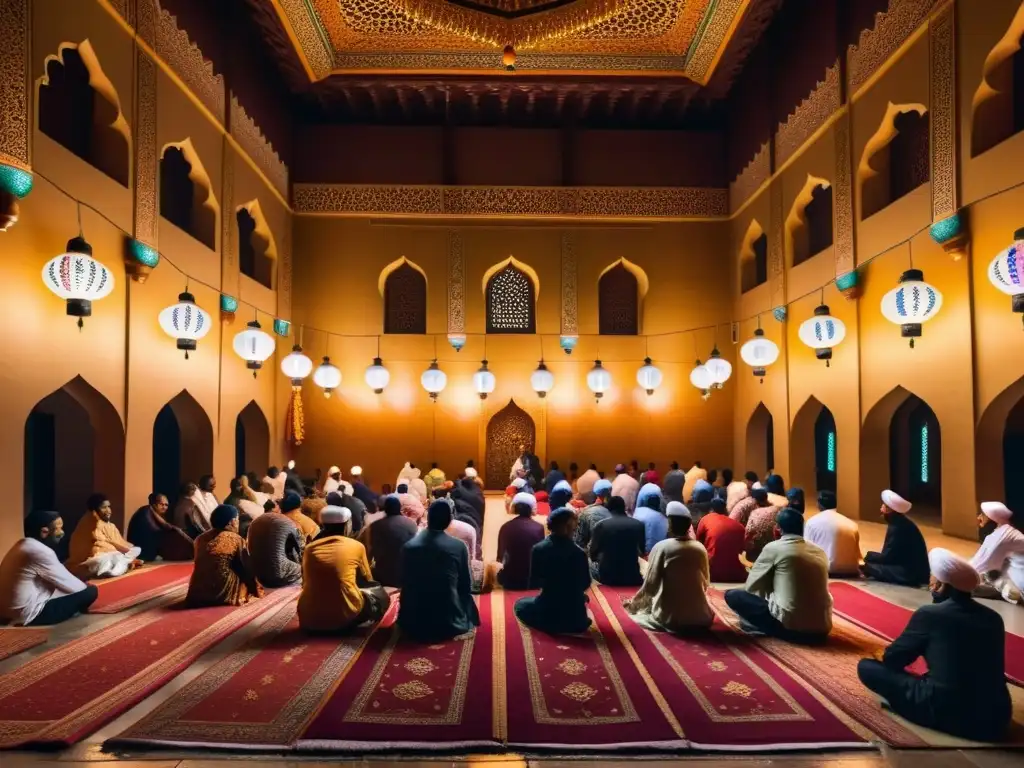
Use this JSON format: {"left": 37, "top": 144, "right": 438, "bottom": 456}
{"left": 559, "top": 335, "right": 578, "bottom": 355}
{"left": 772, "top": 307, "right": 787, "bottom": 323}
{"left": 273, "top": 318, "right": 291, "bottom": 337}
{"left": 125, "top": 239, "right": 160, "bottom": 283}
{"left": 0, "top": 163, "right": 33, "bottom": 232}
{"left": 929, "top": 210, "right": 969, "bottom": 261}
{"left": 220, "top": 294, "right": 238, "bottom": 319}
{"left": 836, "top": 270, "right": 861, "bottom": 300}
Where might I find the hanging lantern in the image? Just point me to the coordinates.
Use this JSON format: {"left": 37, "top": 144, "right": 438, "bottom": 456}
{"left": 586, "top": 360, "right": 611, "bottom": 402}
{"left": 421, "top": 359, "right": 447, "bottom": 401}
{"left": 531, "top": 361, "right": 554, "bottom": 398}
{"left": 365, "top": 357, "right": 390, "bottom": 393}
{"left": 42, "top": 236, "right": 114, "bottom": 328}
{"left": 473, "top": 359, "right": 496, "bottom": 400}
{"left": 158, "top": 291, "right": 211, "bottom": 359}
{"left": 232, "top": 319, "right": 275, "bottom": 377}
{"left": 798, "top": 305, "right": 846, "bottom": 365}
{"left": 636, "top": 358, "right": 663, "bottom": 396}
{"left": 502, "top": 44, "right": 516, "bottom": 70}
{"left": 690, "top": 359, "right": 713, "bottom": 399}
{"left": 988, "top": 227, "right": 1024, "bottom": 328}
{"left": 880, "top": 269, "right": 943, "bottom": 348}
{"left": 447, "top": 333, "right": 467, "bottom": 352}
{"left": 559, "top": 335, "right": 578, "bottom": 355}
{"left": 280, "top": 345, "right": 313, "bottom": 385}
{"left": 313, "top": 356, "right": 342, "bottom": 398}
{"left": 705, "top": 346, "right": 732, "bottom": 389}
{"left": 740, "top": 328, "right": 779, "bottom": 383}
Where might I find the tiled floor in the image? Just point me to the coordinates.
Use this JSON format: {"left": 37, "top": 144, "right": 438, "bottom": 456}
{"left": 3, "top": 496, "right": 1021, "bottom": 767}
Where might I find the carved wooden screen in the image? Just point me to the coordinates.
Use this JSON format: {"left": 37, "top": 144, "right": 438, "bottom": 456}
{"left": 890, "top": 111, "right": 930, "bottom": 202}
{"left": 598, "top": 263, "right": 639, "bottom": 335}
{"left": 486, "top": 264, "right": 536, "bottom": 333}
{"left": 384, "top": 263, "right": 427, "bottom": 334}
{"left": 485, "top": 400, "right": 536, "bottom": 490}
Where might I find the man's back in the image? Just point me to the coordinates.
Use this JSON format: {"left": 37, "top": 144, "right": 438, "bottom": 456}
{"left": 747, "top": 535, "right": 832, "bottom": 634}
{"left": 399, "top": 530, "right": 479, "bottom": 641}
{"left": 247, "top": 513, "right": 302, "bottom": 586}
{"left": 366, "top": 514, "right": 418, "bottom": 586}
{"left": 298, "top": 535, "right": 370, "bottom": 631}
{"left": 497, "top": 516, "right": 545, "bottom": 589}
{"left": 591, "top": 515, "right": 645, "bottom": 585}
{"left": 804, "top": 510, "right": 861, "bottom": 575}
{"left": 696, "top": 514, "right": 747, "bottom": 582}
{"left": 575, "top": 504, "right": 610, "bottom": 548}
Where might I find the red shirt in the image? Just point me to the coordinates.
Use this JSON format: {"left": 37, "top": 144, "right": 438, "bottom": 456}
{"left": 696, "top": 513, "right": 748, "bottom": 582}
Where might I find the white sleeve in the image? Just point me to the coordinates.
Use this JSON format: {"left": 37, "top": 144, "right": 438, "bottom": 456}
{"left": 34, "top": 546, "right": 88, "bottom": 594}
{"left": 971, "top": 527, "right": 1008, "bottom": 574}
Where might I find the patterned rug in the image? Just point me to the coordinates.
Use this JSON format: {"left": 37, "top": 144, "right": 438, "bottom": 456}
{"left": 90, "top": 563, "right": 193, "bottom": 613}
{"left": 0, "top": 587, "right": 295, "bottom": 749}
{"left": 0, "top": 629, "right": 48, "bottom": 663}
{"left": 829, "top": 582, "right": 1024, "bottom": 686}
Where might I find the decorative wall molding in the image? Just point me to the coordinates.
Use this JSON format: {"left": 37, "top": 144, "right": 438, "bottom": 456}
{"left": 560, "top": 232, "right": 578, "bottom": 337}
{"left": 136, "top": 0, "right": 159, "bottom": 50}
{"left": 294, "top": 184, "right": 728, "bottom": 220}
{"left": 929, "top": 2, "right": 957, "bottom": 222}
{"left": 728, "top": 141, "right": 770, "bottom": 212}
{"left": 0, "top": 0, "right": 31, "bottom": 172}
{"left": 848, "top": 0, "right": 938, "bottom": 95}
{"left": 230, "top": 95, "right": 288, "bottom": 199}
{"left": 133, "top": 50, "right": 158, "bottom": 248}
{"left": 447, "top": 229, "right": 465, "bottom": 334}
{"left": 274, "top": 0, "right": 335, "bottom": 79}
{"left": 768, "top": 180, "right": 785, "bottom": 311}
{"left": 220, "top": 145, "right": 237, "bottom": 293}
{"left": 156, "top": 5, "right": 225, "bottom": 125}
{"left": 775, "top": 61, "right": 841, "bottom": 168}
{"left": 278, "top": 212, "right": 293, "bottom": 319}
{"left": 833, "top": 111, "right": 855, "bottom": 277}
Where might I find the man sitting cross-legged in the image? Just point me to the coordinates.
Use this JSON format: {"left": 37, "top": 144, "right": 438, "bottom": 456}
{"left": 66, "top": 493, "right": 143, "bottom": 579}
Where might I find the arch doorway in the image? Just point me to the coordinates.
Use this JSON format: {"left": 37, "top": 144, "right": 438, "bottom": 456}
{"left": 976, "top": 375, "right": 1024, "bottom": 522}
{"left": 235, "top": 400, "right": 270, "bottom": 478}
{"left": 791, "top": 397, "right": 837, "bottom": 496}
{"left": 153, "top": 390, "right": 214, "bottom": 504}
{"left": 745, "top": 402, "right": 774, "bottom": 476}
{"left": 23, "top": 376, "right": 125, "bottom": 537}
{"left": 1005, "top": 397, "right": 1024, "bottom": 516}
{"left": 485, "top": 400, "right": 536, "bottom": 491}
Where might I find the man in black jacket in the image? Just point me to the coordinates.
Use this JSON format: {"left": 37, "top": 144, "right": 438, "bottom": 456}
{"left": 857, "top": 547, "right": 1012, "bottom": 742}
{"left": 589, "top": 496, "right": 646, "bottom": 586}
{"left": 515, "top": 507, "right": 591, "bottom": 634}
{"left": 861, "top": 490, "right": 930, "bottom": 586}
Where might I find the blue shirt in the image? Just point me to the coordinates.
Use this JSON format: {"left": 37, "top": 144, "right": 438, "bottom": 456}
{"left": 633, "top": 506, "right": 668, "bottom": 554}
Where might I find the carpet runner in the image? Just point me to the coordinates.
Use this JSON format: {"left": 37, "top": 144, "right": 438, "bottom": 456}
{"left": 829, "top": 582, "right": 1024, "bottom": 686}
{"left": 90, "top": 563, "right": 193, "bottom": 613}
{"left": 0, "top": 629, "right": 48, "bottom": 662}
{"left": 0, "top": 586, "right": 295, "bottom": 748}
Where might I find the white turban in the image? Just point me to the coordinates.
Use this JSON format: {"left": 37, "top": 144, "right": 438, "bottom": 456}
{"left": 928, "top": 547, "right": 979, "bottom": 592}
{"left": 327, "top": 466, "right": 340, "bottom": 477}
{"left": 465, "top": 467, "right": 478, "bottom": 479}
{"left": 512, "top": 492, "right": 537, "bottom": 511}
{"left": 881, "top": 490, "right": 911, "bottom": 514}
{"left": 320, "top": 505, "right": 351, "bottom": 525}
{"left": 511, "top": 477, "right": 527, "bottom": 489}
{"left": 350, "top": 466, "right": 362, "bottom": 477}
{"left": 666, "top": 501, "right": 690, "bottom": 518}
{"left": 981, "top": 501, "right": 1013, "bottom": 525}
{"left": 552, "top": 480, "right": 573, "bottom": 495}
{"left": 752, "top": 481, "right": 763, "bottom": 490}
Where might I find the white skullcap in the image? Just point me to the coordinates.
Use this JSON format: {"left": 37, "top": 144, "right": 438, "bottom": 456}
{"left": 465, "top": 467, "right": 478, "bottom": 478}
{"left": 350, "top": 466, "right": 362, "bottom": 476}
{"left": 511, "top": 477, "right": 527, "bottom": 489}
{"left": 881, "top": 490, "right": 911, "bottom": 514}
{"left": 327, "top": 465, "right": 340, "bottom": 476}
{"left": 928, "top": 547, "right": 980, "bottom": 592}
{"left": 752, "top": 481, "right": 763, "bottom": 490}
{"left": 593, "top": 478, "right": 613, "bottom": 495}
{"left": 553, "top": 480, "right": 573, "bottom": 495}
{"left": 981, "top": 501, "right": 1013, "bottom": 525}
{"left": 666, "top": 501, "right": 691, "bottom": 518}
{"left": 320, "top": 505, "right": 351, "bottom": 525}
{"left": 512, "top": 492, "right": 536, "bottom": 511}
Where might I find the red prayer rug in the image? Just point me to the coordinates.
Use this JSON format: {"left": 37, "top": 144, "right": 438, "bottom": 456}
{"left": 592, "top": 587, "right": 872, "bottom": 750}
{"left": 109, "top": 595, "right": 389, "bottom": 750}
{"left": 0, "top": 586, "right": 295, "bottom": 748}
{"left": 298, "top": 593, "right": 497, "bottom": 752}
{"left": 90, "top": 562, "right": 193, "bottom": 613}
{"left": 0, "top": 628, "right": 48, "bottom": 662}
{"left": 829, "top": 582, "right": 1024, "bottom": 687}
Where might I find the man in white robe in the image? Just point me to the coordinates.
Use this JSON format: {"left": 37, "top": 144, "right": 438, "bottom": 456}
{"left": 803, "top": 490, "right": 862, "bottom": 576}
{"left": 193, "top": 475, "right": 219, "bottom": 530}
{"left": 971, "top": 501, "right": 1024, "bottom": 605}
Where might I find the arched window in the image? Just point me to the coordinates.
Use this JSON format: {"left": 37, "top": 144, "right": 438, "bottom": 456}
{"left": 788, "top": 179, "right": 834, "bottom": 268}
{"left": 383, "top": 262, "right": 427, "bottom": 334}
{"left": 486, "top": 264, "right": 535, "bottom": 333}
{"left": 160, "top": 144, "right": 216, "bottom": 249}
{"left": 238, "top": 208, "right": 274, "bottom": 289}
{"left": 740, "top": 220, "right": 768, "bottom": 293}
{"left": 599, "top": 263, "right": 639, "bottom": 335}
{"left": 861, "top": 107, "right": 930, "bottom": 219}
{"left": 970, "top": 13, "right": 1024, "bottom": 157}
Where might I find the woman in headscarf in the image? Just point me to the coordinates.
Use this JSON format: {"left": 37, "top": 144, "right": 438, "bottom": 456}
{"left": 632, "top": 483, "right": 668, "bottom": 555}
{"left": 186, "top": 505, "right": 262, "bottom": 607}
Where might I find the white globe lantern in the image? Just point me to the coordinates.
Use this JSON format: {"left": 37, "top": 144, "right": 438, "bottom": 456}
{"left": 233, "top": 320, "right": 276, "bottom": 377}
{"left": 473, "top": 359, "right": 496, "bottom": 400}
{"left": 280, "top": 345, "right": 313, "bottom": 385}
{"left": 42, "top": 236, "right": 115, "bottom": 328}
{"left": 740, "top": 328, "right": 779, "bottom": 383}
{"left": 421, "top": 360, "right": 447, "bottom": 401}
{"left": 158, "top": 291, "right": 211, "bottom": 359}
{"left": 531, "top": 361, "right": 555, "bottom": 398}
{"left": 988, "top": 227, "right": 1024, "bottom": 327}
{"left": 880, "top": 269, "right": 943, "bottom": 347}
{"left": 313, "top": 356, "right": 342, "bottom": 398}
{"left": 586, "top": 360, "right": 611, "bottom": 402}
{"left": 364, "top": 357, "right": 390, "bottom": 394}
{"left": 798, "top": 305, "right": 846, "bottom": 366}
{"left": 636, "top": 357, "right": 663, "bottom": 396}
{"left": 690, "top": 359, "right": 713, "bottom": 399}
{"left": 705, "top": 346, "right": 732, "bottom": 389}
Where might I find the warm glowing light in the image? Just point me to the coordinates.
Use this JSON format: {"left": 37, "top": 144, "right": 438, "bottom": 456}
{"left": 531, "top": 361, "right": 554, "bottom": 397}
{"left": 280, "top": 345, "right": 313, "bottom": 384}
{"left": 880, "top": 269, "right": 943, "bottom": 348}
{"left": 636, "top": 358, "right": 662, "bottom": 395}
{"left": 586, "top": 360, "right": 611, "bottom": 402}
{"left": 232, "top": 320, "right": 275, "bottom": 377}
{"left": 313, "top": 356, "right": 342, "bottom": 398}
{"left": 798, "top": 305, "right": 846, "bottom": 366}
{"left": 705, "top": 346, "right": 732, "bottom": 389}
{"left": 740, "top": 328, "right": 779, "bottom": 383}
{"left": 364, "top": 357, "right": 390, "bottom": 393}
{"left": 421, "top": 360, "right": 447, "bottom": 401}
{"left": 690, "top": 359, "right": 712, "bottom": 397}
{"left": 158, "top": 291, "right": 211, "bottom": 358}
{"left": 473, "top": 359, "right": 496, "bottom": 400}
{"left": 42, "top": 236, "right": 114, "bottom": 327}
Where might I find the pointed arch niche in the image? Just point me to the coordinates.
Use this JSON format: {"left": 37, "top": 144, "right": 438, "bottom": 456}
{"left": 23, "top": 376, "right": 125, "bottom": 533}
{"left": 485, "top": 399, "right": 536, "bottom": 490}
{"left": 745, "top": 402, "right": 775, "bottom": 476}
{"left": 859, "top": 103, "right": 930, "bottom": 219}
{"left": 160, "top": 139, "right": 218, "bottom": 250}
{"left": 598, "top": 259, "right": 649, "bottom": 335}
{"left": 237, "top": 200, "right": 277, "bottom": 289}
{"left": 378, "top": 257, "right": 427, "bottom": 334}
{"left": 37, "top": 40, "right": 131, "bottom": 187}
{"left": 791, "top": 396, "right": 837, "bottom": 496}
{"left": 970, "top": 5, "right": 1024, "bottom": 157}
{"left": 786, "top": 175, "right": 834, "bottom": 268}
{"left": 483, "top": 257, "right": 539, "bottom": 334}
{"left": 739, "top": 220, "right": 768, "bottom": 293}
{"left": 152, "top": 390, "right": 214, "bottom": 504}
{"left": 976, "top": 375, "right": 1024, "bottom": 519}
{"left": 235, "top": 400, "right": 270, "bottom": 478}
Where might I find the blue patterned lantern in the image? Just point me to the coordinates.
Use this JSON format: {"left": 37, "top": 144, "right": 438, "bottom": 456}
{"left": 559, "top": 334, "right": 578, "bottom": 355}
{"left": 159, "top": 291, "right": 211, "bottom": 359}
{"left": 988, "top": 228, "right": 1024, "bottom": 327}
{"left": 880, "top": 269, "right": 943, "bottom": 348}
{"left": 772, "top": 306, "right": 787, "bottom": 323}
{"left": 798, "top": 305, "right": 846, "bottom": 366}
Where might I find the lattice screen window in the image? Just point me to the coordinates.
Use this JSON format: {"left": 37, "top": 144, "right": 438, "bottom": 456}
{"left": 486, "top": 265, "right": 536, "bottom": 333}
{"left": 384, "top": 263, "right": 427, "bottom": 334}
{"left": 598, "top": 263, "right": 639, "bottom": 335}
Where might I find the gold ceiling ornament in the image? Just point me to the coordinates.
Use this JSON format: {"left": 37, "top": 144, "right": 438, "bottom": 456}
{"left": 394, "top": 0, "right": 631, "bottom": 48}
